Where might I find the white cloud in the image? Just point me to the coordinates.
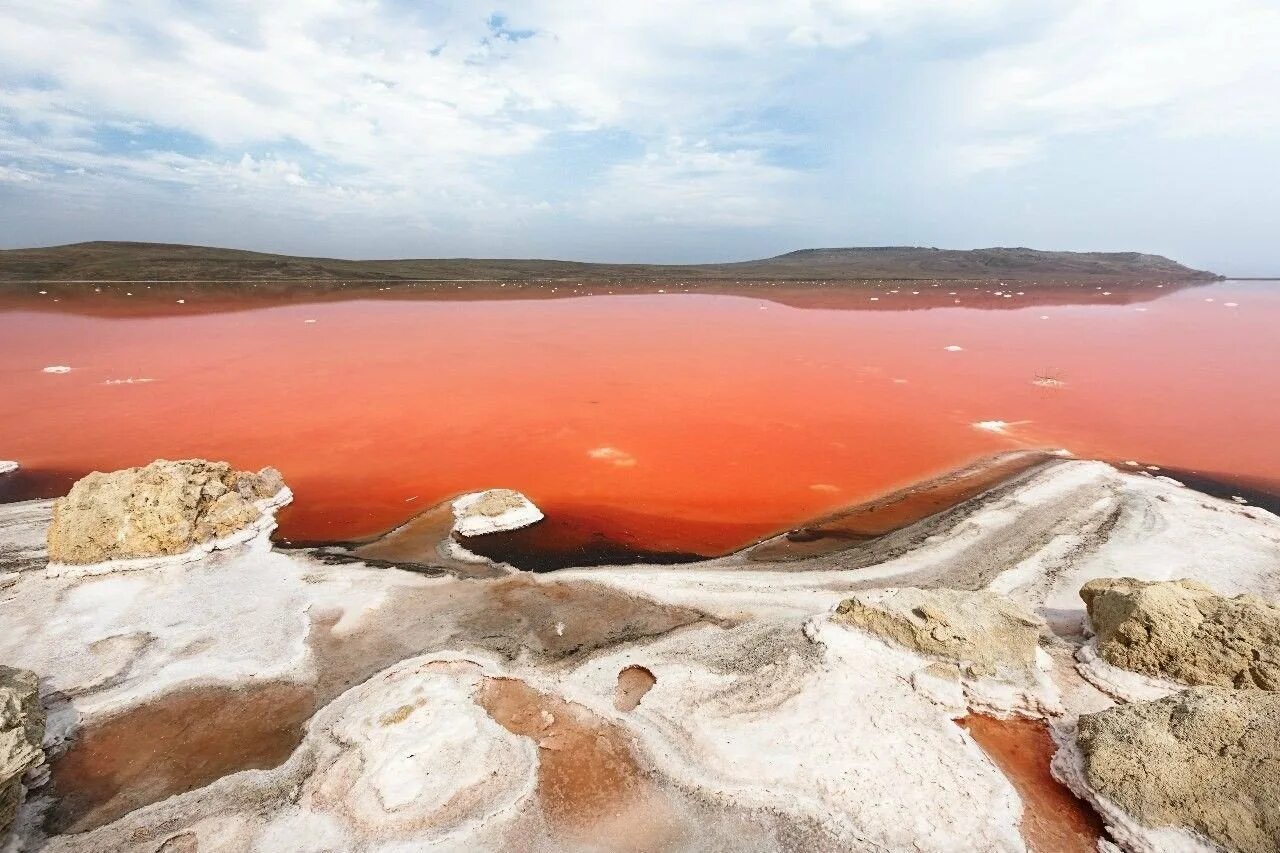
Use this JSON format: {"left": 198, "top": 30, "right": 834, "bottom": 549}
{"left": 0, "top": 0, "right": 1277, "bottom": 253}
{"left": 959, "top": 0, "right": 1280, "bottom": 170}
{"left": 586, "top": 137, "right": 800, "bottom": 227}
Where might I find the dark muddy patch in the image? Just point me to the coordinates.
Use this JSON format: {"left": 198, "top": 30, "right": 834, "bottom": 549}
{"left": 0, "top": 467, "right": 81, "bottom": 504}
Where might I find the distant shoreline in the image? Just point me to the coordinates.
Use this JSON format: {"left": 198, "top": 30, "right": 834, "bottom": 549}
{"left": 0, "top": 241, "right": 1220, "bottom": 283}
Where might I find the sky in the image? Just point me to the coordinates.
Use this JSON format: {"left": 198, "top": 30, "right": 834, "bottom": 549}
{"left": 1, "top": 1, "right": 1278, "bottom": 274}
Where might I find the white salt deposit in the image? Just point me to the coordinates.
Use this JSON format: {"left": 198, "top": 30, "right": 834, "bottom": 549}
{"left": 42, "top": 365, "right": 72, "bottom": 374}
{"left": 451, "top": 489, "right": 544, "bottom": 537}
{"left": 0, "top": 460, "right": 17, "bottom": 475}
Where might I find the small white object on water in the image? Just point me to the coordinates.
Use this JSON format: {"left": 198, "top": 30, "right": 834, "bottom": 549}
{"left": 1039, "top": 315, "right": 1050, "bottom": 320}
{"left": 973, "top": 421, "right": 1010, "bottom": 433}
{"left": 38, "top": 291, "right": 47, "bottom": 295}
{"left": 1205, "top": 298, "right": 1215, "bottom": 303}
{"left": 943, "top": 345, "right": 964, "bottom": 352}
{"left": 452, "top": 489, "right": 544, "bottom": 537}
{"left": 42, "top": 365, "right": 72, "bottom": 374}
{"left": 1225, "top": 302, "right": 1239, "bottom": 308}
{"left": 103, "top": 378, "right": 155, "bottom": 385}
{"left": 1123, "top": 460, "right": 1140, "bottom": 467}
{"left": 176, "top": 299, "right": 185, "bottom": 304}
{"left": 588, "top": 446, "right": 636, "bottom": 467}
{"left": 304, "top": 319, "right": 317, "bottom": 324}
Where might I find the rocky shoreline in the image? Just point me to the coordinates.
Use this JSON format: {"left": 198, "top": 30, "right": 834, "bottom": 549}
{"left": 1, "top": 456, "right": 1277, "bottom": 851}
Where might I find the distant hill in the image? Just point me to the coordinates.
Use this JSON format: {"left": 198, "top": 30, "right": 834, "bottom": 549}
{"left": 0, "top": 241, "right": 1219, "bottom": 282}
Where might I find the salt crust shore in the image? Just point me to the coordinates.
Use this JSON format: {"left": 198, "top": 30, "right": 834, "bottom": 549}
{"left": 1, "top": 460, "right": 1277, "bottom": 851}
{"left": 1074, "top": 642, "right": 1183, "bottom": 703}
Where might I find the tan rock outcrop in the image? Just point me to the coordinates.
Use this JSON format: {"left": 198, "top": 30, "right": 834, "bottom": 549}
{"left": 1074, "top": 687, "right": 1280, "bottom": 853}
{"left": 1, "top": 665, "right": 45, "bottom": 837}
{"left": 47, "top": 459, "right": 287, "bottom": 564}
{"left": 1081, "top": 577, "right": 1280, "bottom": 690}
{"left": 834, "top": 588, "right": 1045, "bottom": 685}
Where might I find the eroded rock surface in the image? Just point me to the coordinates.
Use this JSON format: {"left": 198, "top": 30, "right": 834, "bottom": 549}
{"left": 46, "top": 459, "right": 286, "bottom": 564}
{"left": 1, "top": 665, "right": 45, "bottom": 838}
{"left": 1074, "top": 687, "right": 1280, "bottom": 853}
{"left": 1081, "top": 577, "right": 1280, "bottom": 690}
{"left": 835, "top": 588, "right": 1045, "bottom": 683}
{"left": 452, "top": 489, "right": 543, "bottom": 537}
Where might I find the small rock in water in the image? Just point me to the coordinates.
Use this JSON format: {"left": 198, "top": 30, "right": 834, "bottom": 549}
{"left": 452, "top": 489, "right": 543, "bottom": 537}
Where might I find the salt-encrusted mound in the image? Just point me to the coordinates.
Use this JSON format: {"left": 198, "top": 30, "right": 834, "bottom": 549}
{"left": 1073, "top": 687, "right": 1280, "bottom": 853}
{"left": 47, "top": 459, "right": 286, "bottom": 564}
{"left": 1081, "top": 577, "right": 1280, "bottom": 690}
{"left": 0, "top": 462, "right": 17, "bottom": 476}
{"left": 0, "top": 665, "right": 45, "bottom": 838}
{"left": 451, "top": 489, "right": 543, "bottom": 537}
{"left": 835, "top": 588, "right": 1044, "bottom": 682}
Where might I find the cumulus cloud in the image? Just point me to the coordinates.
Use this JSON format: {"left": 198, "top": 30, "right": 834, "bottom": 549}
{"left": 0, "top": 0, "right": 1276, "bottom": 259}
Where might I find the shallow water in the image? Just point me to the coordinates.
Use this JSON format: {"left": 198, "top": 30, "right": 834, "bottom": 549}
{"left": 1, "top": 278, "right": 1277, "bottom": 556}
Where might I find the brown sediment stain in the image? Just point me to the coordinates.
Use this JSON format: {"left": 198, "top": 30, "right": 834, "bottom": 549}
{"left": 476, "top": 676, "right": 685, "bottom": 849}
{"left": 47, "top": 682, "right": 314, "bottom": 834}
{"left": 748, "top": 451, "right": 1053, "bottom": 562}
{"left": 614, "top": 665, "right": 657, "bottom": 712}
{"left": 959, "top": 715, "right": 1104, "bottom": 853}
{"left": 305, "top": 574, "right": 718, "bottom": 706}
{"left": 346, "top": 499, "right": 455, "bottom": 566}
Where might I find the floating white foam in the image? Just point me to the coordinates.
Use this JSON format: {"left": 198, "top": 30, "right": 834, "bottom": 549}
{"left": 41, "top": 366, "right": 71, "bottom": 374}
{"left": 943, "top": 345, "right": 964, "bottom": 352}
{"left": 588, "top": 446, "right": 636, "bottom": 467}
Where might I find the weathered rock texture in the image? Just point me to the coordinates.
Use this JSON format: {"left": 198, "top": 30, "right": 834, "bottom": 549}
{"left": 47, "top": 459, "right": 286, "bottom": 564}
{"left": 1, "top": 666, "right": 45, "bottom": 837}
{"left": 451, "top": 488, "right": 543, "bottom": 537}
{"left": 834, "top": 588, "right": 1044, "bottom": 685}
{"left": 1081, "top": 577, "right": 1280, "bottom": 690}
{"left": 1075, "top": 687, "right": 1280, "bottom": 853}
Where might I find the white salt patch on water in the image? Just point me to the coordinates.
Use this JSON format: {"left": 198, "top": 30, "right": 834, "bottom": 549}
{"left": 304, "top": 319, "right": 317, "bottom": 324}
{"left": 943, "top": 345, "right": 964, "bottom": 352}
{"left": 42, "top": 365, "right": 71, "bottom": 374}
{"left": 588, "top": 446, "right": 636, "bottom": 467}
{"left": 973, "top": 421, "right": 1010, "bottom": 433}
{"left": 103, "top": 378, "right": 155, "bottom": 385}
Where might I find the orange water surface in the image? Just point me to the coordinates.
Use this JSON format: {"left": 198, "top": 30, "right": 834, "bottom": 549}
{"left": 1, "top": 279, "right": 1277, "bottom": 555}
